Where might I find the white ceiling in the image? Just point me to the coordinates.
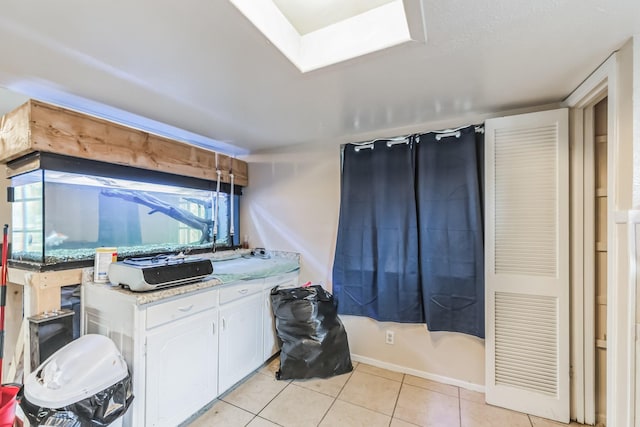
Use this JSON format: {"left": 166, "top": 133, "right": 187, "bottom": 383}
{"left": 0, "top": 1, "right": 639, "bottom": 155}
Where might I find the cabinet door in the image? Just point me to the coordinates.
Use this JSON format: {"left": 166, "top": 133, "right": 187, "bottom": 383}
{"left": 218, "top": 292, "right": 263, "bottom": 394}
{"left": 145, "top": 307, "right": 218, "bottom": 427}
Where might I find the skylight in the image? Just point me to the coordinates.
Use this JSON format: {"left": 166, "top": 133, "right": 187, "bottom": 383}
{"left": 271, "top": 0, "right": 395, "bottom": 35}
{"left": 229, "top": 0, "right": 427, "bottom": 72}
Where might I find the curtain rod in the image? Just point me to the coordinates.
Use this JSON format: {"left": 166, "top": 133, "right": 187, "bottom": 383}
{"left": 351, "top": 135, "right": 410, "bottom": 152}
{"left": 349, "top": 124, "right": 484, "bottom": 151}
{"left": 434, "top": 125, "right": 485, "bottom": 141}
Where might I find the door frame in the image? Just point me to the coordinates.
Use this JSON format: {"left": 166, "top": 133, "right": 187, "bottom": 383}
{"left": 570, "top": 89, "right": 607, "bottom": 425}
{"left": 565, "top": 51, "right": 636, "bottom": 426}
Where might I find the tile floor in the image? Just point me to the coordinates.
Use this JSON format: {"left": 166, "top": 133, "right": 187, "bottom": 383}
{"left": 186, "top": 358, "right": 587, "bottom": 427}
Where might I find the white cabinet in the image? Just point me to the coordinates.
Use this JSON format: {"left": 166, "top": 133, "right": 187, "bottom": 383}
{"left": 218, "top": 279, "right": 264, "bottom": 394}
{"left": 83, "top": 285, "right": 219, "bottom": 427}
{"left": 83, "top": 268, "right": 299, "bottom": 426}
{"left": 262, "top": 272, "right": 299, "bottom": 361}
{"left": 145, "top": 307, "right": 218, "bottom": 427}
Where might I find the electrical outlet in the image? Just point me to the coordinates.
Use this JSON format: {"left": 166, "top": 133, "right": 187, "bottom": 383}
{"left": 385, "top": 330, "right": 394, "bottom": 345}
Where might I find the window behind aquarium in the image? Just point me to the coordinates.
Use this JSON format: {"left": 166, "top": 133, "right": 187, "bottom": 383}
{"left": 11, "top": 170, "right": 44, "bottom": 256}
{"left": 8, "top": 153, "right": 241, "bottom": 268}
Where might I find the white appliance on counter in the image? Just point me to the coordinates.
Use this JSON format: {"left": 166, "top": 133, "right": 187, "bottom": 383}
{"left": 107, "top": 255, "right": 214, "bottom": 291}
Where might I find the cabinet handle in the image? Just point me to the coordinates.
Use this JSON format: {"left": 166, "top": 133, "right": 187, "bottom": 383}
{"left": 178, "top": 305, "right": 194, "bottom": 312}
{"left": 212, "top": 321, "right": 216, "bottom": 335}
{"left": 238, "top": 289, "right": 249, "bottom": 295}
{"left": 222, "top": 317, "right": 226, "bottom": 331}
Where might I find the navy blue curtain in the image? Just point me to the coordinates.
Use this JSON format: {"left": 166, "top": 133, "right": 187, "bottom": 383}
{"left": 416, "top": 126, "right": 484, "bottom": 338}
{"left": 332, "top": 140, "right": 424, "bottom": 323}
{"left": 332, "top": 126, "right": 485, "bottom": 338}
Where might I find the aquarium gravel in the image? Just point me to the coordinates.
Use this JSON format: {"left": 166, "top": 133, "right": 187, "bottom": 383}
{"left": 12, "top": 241, "right": 218, "bottom": 266}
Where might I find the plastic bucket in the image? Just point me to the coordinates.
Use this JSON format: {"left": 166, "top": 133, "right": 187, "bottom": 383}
{"left": 0, "top": 385, "right": 19, "bottom": 427}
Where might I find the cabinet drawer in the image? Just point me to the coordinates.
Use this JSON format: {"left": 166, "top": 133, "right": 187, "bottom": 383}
{"left": 219, "top": 279, "right": 263, "bottom": 305}
{"left": 146, "top": 290, "right": 218, "bottom": 329}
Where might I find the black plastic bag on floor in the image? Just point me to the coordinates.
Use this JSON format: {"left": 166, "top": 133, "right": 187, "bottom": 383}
{"left": 270, "top": 285, "right": 353, "bottom": 380}
{"left": 20, "top": 374, "right": 134, "bottom": 427}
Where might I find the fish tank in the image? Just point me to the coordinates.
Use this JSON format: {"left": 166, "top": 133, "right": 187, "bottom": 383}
{"left": 7, "top": 153, "right": 241, "bottom": 269}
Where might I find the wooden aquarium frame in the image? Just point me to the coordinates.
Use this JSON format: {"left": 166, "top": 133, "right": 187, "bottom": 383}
{"left": 0, "top": 99, "right": 248, "bottom": 186}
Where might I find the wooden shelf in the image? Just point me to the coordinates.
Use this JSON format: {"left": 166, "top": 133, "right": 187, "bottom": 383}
{"left": 596, "top": 339, "right": 607, "bottom": 349}
{"left": 8, "top": 266, "right": 83, "bottom": 314}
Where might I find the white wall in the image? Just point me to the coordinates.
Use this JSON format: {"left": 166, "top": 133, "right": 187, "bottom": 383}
{"left": 608, "top": 36, "right": 640, "bottom": 427}
{"left": 618, "top": 35, "right": 640, "bottom": 427}
{"left": 240, "top": 138, "right": 486, "bottom": 388}
{"left": 631, "top": 36, "right": 640, "bottom": 208}
{"left": 617, "top": 39, "right": 636, "bottom": 210}
{"left": 240, "top": 141, "right": 341, "bottom": 285}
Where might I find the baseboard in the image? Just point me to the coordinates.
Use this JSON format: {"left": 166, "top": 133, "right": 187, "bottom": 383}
{"left": 350, "top": 353, "right": 485, "bottom": 393}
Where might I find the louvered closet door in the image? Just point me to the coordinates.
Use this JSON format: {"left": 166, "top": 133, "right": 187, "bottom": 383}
{"left": 485, "top": 109, "right": 569, "bottom": 422}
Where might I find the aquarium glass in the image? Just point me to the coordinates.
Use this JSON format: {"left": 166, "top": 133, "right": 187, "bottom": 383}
{"left": 10, "top": 169, "right": 240, "bottom": 266}
{"left": 11, "top": 170, "right": 44, "bottom": 258}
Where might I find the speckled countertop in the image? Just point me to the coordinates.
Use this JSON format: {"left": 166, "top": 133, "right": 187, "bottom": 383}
{"left": 82, "top": 249, "right": 300, "bottom": 305}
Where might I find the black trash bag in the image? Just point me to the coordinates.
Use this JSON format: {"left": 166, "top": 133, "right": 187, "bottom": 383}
{"left": 270, "top": 285, "right": 353, "bottom": 380}
{"left": 20, "top": 374, "right": 134, "bottom": 427}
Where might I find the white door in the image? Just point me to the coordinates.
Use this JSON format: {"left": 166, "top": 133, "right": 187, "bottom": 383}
{"left": 218, "top": 292, "right": 264, "bottom": 393}
{"left": 485, "top": 109, "right": 570, "bottom": 422}
{"left": 145, "top": 307, "right": 218, "bottom": 427}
